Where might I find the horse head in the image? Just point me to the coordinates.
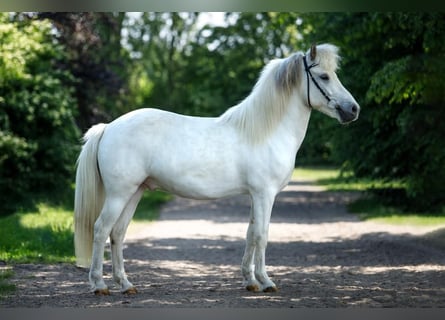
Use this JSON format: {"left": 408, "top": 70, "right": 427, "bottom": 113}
{"left": 302, "top": 44, "right": 360, "bottom": 123}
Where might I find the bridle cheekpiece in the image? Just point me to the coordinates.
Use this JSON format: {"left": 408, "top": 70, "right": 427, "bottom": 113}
{"left": 302, "top": 54, "right": 332, "bottom": 109}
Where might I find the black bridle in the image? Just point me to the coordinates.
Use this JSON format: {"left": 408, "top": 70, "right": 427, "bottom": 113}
{"left": 302, "top": 54, "right": 332, "bottom": 109}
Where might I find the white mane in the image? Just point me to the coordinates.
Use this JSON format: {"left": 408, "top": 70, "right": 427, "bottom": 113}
{"left": 218, "top": 56, "right": 299, "bottom": 144}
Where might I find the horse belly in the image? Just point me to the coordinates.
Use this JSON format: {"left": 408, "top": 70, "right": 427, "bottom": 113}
{"left": 145, "top": 141, "right": 246, "bottom": 199}
{"left": 146, "top": 160, "right": 247, "bottom": 200}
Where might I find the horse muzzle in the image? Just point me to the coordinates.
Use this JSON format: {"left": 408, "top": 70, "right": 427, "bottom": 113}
{"left": 336, "top": 101, "right": 360, "bottom": 124}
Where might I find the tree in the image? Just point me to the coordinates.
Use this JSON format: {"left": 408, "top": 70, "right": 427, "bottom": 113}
{"left": 0, "top": 13, "right": 79, "bottom": 214}
{"left": 37, "top": 12, "right": 131, "bottom": 131}
{"left": 124, "top": 12, "right": 304, "bottom": 116}
{"left": 124, "top": 12, "right": 200, "bottom": 114}
{"left": 187, "top": 12, "right": 302, "bottom": 116}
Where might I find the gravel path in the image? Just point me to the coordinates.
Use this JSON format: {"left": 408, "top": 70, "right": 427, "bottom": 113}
{"left": 1, "top": 178, "right": 445, "bottom": 307}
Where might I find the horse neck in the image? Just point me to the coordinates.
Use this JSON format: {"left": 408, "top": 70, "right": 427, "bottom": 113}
{"left": 281, "top": 93, "right": 312, "bottom": 146}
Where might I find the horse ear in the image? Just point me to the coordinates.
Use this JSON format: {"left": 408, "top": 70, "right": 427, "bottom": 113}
{"left": 310, "top": 44, "right": 317, "bottom": 61}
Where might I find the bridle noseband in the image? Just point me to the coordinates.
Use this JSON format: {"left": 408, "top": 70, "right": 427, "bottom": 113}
{"left": 302, "top": 54, "right": 332, "bottom": 109}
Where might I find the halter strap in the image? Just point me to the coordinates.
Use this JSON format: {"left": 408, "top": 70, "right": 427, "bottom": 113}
{"left": 303, "top": 55, "right": 331, "bottom": 109}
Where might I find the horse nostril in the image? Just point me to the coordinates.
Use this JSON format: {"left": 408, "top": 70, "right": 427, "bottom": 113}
{"left": 351, "top": 104, "right": 358, "bottom": 115}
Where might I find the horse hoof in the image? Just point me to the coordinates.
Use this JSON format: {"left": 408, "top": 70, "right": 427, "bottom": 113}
{"left": 246, "top": 284, "right": 260, "bottom": 292}
{"left": 123, "top": 287, "right": 138, "bottom": 295}
{"left": 263, "top": 286, "right": 278, "bottom": 293}
{"left": 94, "top": 288, "right": 110, "bottom": 296}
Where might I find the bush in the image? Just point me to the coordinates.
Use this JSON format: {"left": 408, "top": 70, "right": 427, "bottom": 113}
{"left": 0, "top": 14, "right": 80, "bottom": 215}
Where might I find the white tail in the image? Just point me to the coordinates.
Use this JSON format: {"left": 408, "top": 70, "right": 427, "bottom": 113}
{"left": 74, "top": 123, "right": 107, "bottom": 268}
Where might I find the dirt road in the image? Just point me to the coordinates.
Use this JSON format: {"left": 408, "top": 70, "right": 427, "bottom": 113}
{"left": 2, "top": 178, "right": 445, "bottom": 307}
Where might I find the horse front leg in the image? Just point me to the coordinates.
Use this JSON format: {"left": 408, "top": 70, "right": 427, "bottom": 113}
{"left": 241, "top": 219, "right": 261, "bottom": 292}
{"left": 241, "top": 192, "right": 277, "bottom": 292}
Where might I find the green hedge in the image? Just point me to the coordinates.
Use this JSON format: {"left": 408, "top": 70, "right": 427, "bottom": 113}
{"left": 0, "top": 14, "right": 80, "bottom": 215}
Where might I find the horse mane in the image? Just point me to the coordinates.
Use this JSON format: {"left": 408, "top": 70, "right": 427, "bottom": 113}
{"left": 218, "top": 44, "right": 340, "bottom": 144}
{"left": 218, "top": 52, "right": 303, "bottom": 144}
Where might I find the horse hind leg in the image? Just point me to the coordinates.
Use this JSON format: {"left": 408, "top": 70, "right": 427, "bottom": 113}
{"left": 89, "top": 192, "right": 136, "bottom": 295}
{"left": 110, "top": 186, "right": 145, "bottom": 294}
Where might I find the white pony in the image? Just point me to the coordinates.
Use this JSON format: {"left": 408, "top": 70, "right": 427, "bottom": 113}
{"left": 74, "top": 44, "right": 359, "bottom": 295}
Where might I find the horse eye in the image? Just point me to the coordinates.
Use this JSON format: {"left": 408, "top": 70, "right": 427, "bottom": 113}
{"left": 320, "top": 74, "right": 330, "bottom": 81}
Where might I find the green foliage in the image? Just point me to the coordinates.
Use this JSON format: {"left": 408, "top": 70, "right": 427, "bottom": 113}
{"left": 125, "top": 13, "right": 302, "bottom": 116}
{"left": 0, "top": 14, "right": 80, "bottom": 215}
{"left": 124, "top": 13, "right": 201, "bottom": 114}
{"left": 38, "top": 13, "right": 131, "bottom": 130}
{"left": 189, "top": 13, "right": 301, "bottom": 115}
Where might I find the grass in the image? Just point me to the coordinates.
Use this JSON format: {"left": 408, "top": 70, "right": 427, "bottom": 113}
{"left": 294, "top": 166, "right": 404, "bottom": 192}
{"left": 293, "top": 166, "right": 341, "bottom": 181}
{"left": 294, "top": 166, "right": 445, "bottom": 226}
{"left": 349, "top": 197, "right": 445, "bottom": 226}
{"left": 0, "top": 203, "right": 75, "bottom": 264}
{"left": 0, "top": 190, "right": 172, "bottom": 265}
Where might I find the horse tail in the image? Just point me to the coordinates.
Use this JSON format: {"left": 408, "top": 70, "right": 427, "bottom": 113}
{"left": 74, "top": 123, "right": 107, "bottom": 268}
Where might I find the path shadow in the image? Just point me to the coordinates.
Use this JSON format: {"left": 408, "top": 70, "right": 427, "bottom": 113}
{"left": 124, "top": 232, "right": 445, "bottom": 269}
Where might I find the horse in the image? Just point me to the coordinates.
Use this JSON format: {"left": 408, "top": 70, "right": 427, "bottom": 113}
{"left": 74, "top": 43, "right": 360, "bottom": 295}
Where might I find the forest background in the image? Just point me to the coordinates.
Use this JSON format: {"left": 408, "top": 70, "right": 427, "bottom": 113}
{"left": 1, "top": 12, "right": 444, "bottom": 216}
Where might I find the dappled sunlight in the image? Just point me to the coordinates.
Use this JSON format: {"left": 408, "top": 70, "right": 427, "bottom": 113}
{"left": 133, "top": 260, "right": 238, "bottom": 278}
{"left": 127, "top": 220, "right": 247, "bottom": 242}
{"left": 355, "top": 264, "right": 445, "bottom": 274}
{"left": 283, "top": 181, "right": 326, "bottom": 193}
